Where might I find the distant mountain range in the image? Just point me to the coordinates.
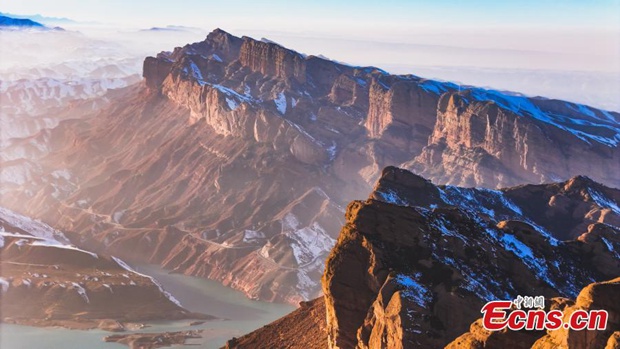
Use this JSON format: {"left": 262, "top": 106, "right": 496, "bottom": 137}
{"left": 0, "top": 12, "right": 75, "bottom": 26}
{"left": 0, "top": 15, "right": 46, "bottom": 28}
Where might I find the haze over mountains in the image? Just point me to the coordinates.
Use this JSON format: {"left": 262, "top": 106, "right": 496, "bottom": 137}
{"left": 1, "top": 28, "right": 618, "bottom": 309}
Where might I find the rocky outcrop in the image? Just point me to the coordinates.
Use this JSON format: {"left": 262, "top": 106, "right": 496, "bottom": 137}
{"left": 365, "top": 79, "right": 438, "bottom": 154}
{"left": 531, "top": 278, "right": 620, "bottom": 349}
{"left": 223, "top": 298, "right": 327, "bottom": 349}
{"left": 449, "top": 278, "right": 620, "bottom": 349}
{"left": 322, "top": 167, "right": 620, "bottom": 348}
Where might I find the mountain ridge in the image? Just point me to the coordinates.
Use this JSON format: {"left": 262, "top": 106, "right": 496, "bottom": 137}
{"left": 1, "top": 28, "right": 619, "bottom": 304}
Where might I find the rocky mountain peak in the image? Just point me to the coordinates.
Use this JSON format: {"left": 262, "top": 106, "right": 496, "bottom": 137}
{"left": 323, "top": 167, "right": 620, "bottom": 348}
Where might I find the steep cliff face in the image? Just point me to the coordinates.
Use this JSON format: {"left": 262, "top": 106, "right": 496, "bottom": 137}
{"left": 408, "top": 90, "right": 620, "bottom": 188}
{"left": 322, "top": 167, "right": 620, "bottom": 348}
{"left": 239, "top": 38, "right": 306, "bottom": 83}
{"left": 2, "top": 29, "right": 620, "bottom": 304}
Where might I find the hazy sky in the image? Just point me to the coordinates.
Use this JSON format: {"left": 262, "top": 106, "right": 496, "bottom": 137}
{"left": 3, "top": 0, "right": 619, "bottom": 30}
{"left": 2, "top": 0, "right": 620, "bottom": 109}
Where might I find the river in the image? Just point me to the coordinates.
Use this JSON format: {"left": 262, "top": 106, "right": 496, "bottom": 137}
{"left": 0, "top": 264, "right": 295, "bottom": 348}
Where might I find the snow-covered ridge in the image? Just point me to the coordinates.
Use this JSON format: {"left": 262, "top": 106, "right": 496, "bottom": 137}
{"left": 0, "top": 206, "right": 69, "bottom": 243}
{"left": 1, "top": 76, "right": 140, "bottom": 116}
{"left": 111, "top": 256, "right": 183, "bottom": 308}
{"left": 467, "top": 88, "right": 620, "bottom": 147}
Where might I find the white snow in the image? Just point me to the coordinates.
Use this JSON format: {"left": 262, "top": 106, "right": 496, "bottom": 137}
{"left": 499, "top": 232, "right": 557, "bottom": 289}
{"left": 439, "top": 254, "right": 505, "bottom": 301}
{"left": 188, "top": 61, "right": 206, "bottom": 85}
{"left": 0, "top": 165, "right": 31, "bottom": 185}
{"left": 30, "top": 239, "right": 99, "bottom": 259}
{"left": 395, "top": 273, "right": 432, "bottom": 307}
{"left": 226, "top": 97, "right": 238, "bottom": 111}
{"left": 285, "top": 222, "right": 335, "bottom": 266}
{"left": 0, "top": 207, "right": 69, "bottom": 243}
{"left": 112, "top": 257, "right": 183, "bottom": 308}
{"left": 274, "top": 92, "right": 287, "bottom": 114}
{"left": 589, "top": 189, "right": 620, "bottom": 215}
{"left": 376, "top": 189, "right": 409, "bottom": 206}
{"left": 0, "top": 277, "right": 9, "bottom": 293}
{"left": 326, "top": 141, "right": 337, "bottom": 161}
{"left": 418, "top": 80, "right": 457, "bottom": 95}
{"left": 71, "top": 282, "right": 90, "bottom": 303}
{"left": 432, "top": 218, "right": 469, "bottom": 245}
{"left": 243, "top": 229, "right": 265, "bottom": 242}
{"left": 479, "top": 189, "right": 523, "bottom": 215}
{"left": 210, "top": 54, "right": 223, "bottom": 63}
{"left": 601, "top": 237, "right": 620, "bottom": 259}
{"left": 51, "top": 169, "right": 72, "bottom": 181}
{"left": 282, "top": 213, "right": 300, "bottom": 232}
{"left": 112, "top": 210, "right": 125, "bottom": 224}
{"left": 468, "top": 88, "right": 620, "bottom": 147}
{"left": 103, "top": 284, "right": 114, "bottom": 294}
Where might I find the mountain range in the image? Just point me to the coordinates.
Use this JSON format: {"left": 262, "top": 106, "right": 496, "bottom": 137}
{"left": 0, "top": 15, "right": 46, "bottom": 29}
{"left": 1, "top": 29, "right": 619, "bottom": 307}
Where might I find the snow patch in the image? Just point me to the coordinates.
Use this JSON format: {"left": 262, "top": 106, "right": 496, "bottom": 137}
{"left": 468, "top": 88, "right": 620, "bottom": 147}
{"left": 226, "top": 97, "right": 238, "bottom": 111}
{"left": 29, "top": 238, "right": 99, "bottom": 259}
{"left": 377, "top": 189, "right": 409, "bottom": 206}
{"left": 188, "top": 61, "right": 205, "bottom": 85}
{"left": 243, "top": 229, "right": 265, "bottom": 242}
{"left": 0, "top": 277, "right": 9, "bottom": 293}
{"left": 274, "top": 92, "right": 287, "bottom": 114}
{"left": 395, "top": 273, "right": 432, "bottom": 307}
{"left": 0, "top": 207, "right": 69, "bottom": 243}
{"left": 589, "top": 188, "right": 620, "bottom": 215}
{"left": 601, "top": 237, "right": 620, "bottom": 259}
{"left": 285, "top": 222, "right": 335, "bottom": 266}
{"left": 71, "top": 282, "right": 90, "bottom": 303}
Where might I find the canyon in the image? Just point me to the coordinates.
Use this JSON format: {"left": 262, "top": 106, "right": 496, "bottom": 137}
{"left": 1, "top": 29, "right": 619, "bottom": 305}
